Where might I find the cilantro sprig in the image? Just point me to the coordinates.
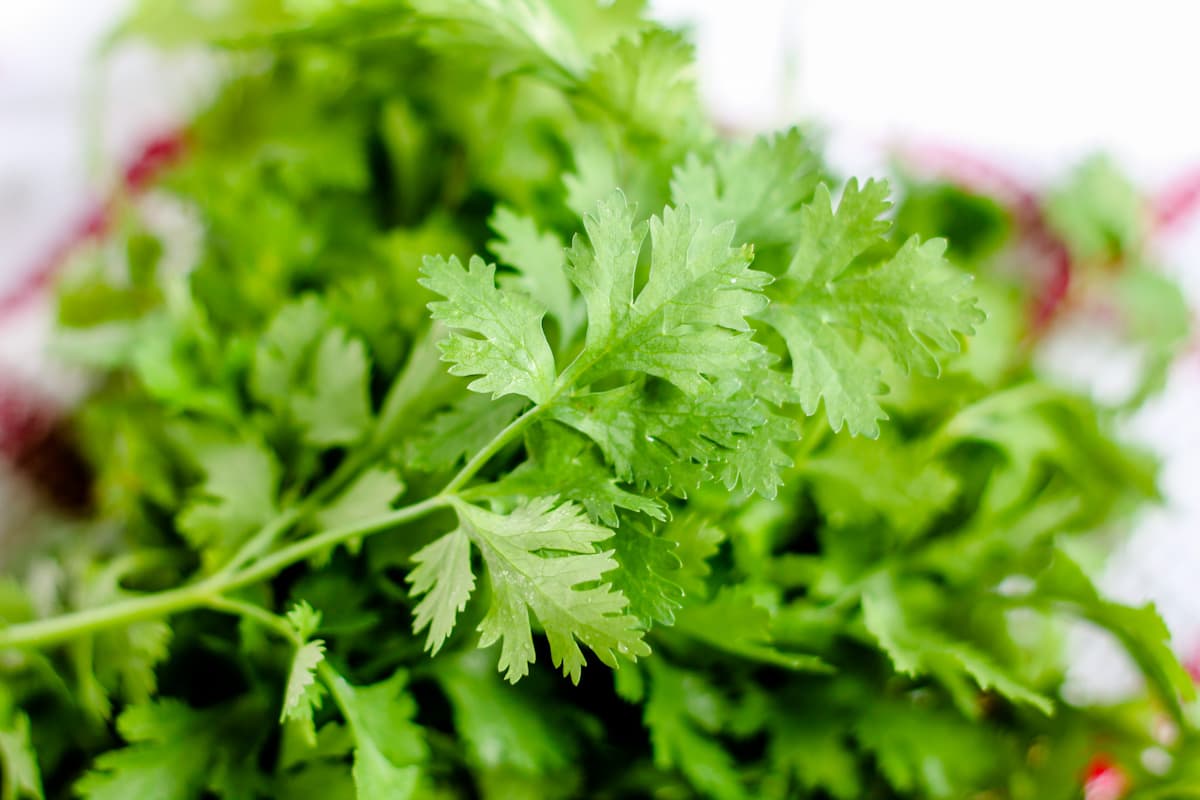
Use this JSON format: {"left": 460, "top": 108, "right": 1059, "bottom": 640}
{"left": 2, "top": 2, "right": 1194, "bottom": 799}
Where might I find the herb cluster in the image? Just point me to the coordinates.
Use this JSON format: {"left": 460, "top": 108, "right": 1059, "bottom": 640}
{"left": 0, "top": 2, "right": 1195, "bottom": 799}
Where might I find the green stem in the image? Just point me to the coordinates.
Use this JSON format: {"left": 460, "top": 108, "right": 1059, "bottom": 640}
{"left": 214, "top": 327, "right": 453, "bottom": 578}
{"left": 203, "top": 596, "right": 297, "bottom": 643}
{"left": 207, "top": 597, "right": 356, "bottom": 723}
{"left": 440, "top": 347, "right": 599, "bottom": 495}
{"left": 219, "top": 495, "right": 450, "bottom": 593}
{"left": 442, "top": 404, "right": 547, "bottom": 494}
{"left": 213, "top": 507, "right": 303, "bottom": 580}
{"left": 0, "top": 583, "right": 215, "bottom": 651}
{"left": 0, "top": 495, "right": 450, "bottom": 652}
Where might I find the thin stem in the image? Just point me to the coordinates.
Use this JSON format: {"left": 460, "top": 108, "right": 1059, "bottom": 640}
{"left": 209, "top": 596, "right": 358, "bottom": 726}
{"left": 219, "top": 495, "right": 451, "bottom": 593}
{"left": 0, "top": 583, "right": 214, "bottom": 651}
{"left": 0, "top": 495, "right": 450, "bottom": 652}
{"left": 203, "top": 595, "right": 297, "bottom": 643}
{"left": 213, "top": 507, "right": 303, "bottom": 580}
{"left": 442, "top": 404, "right": 547, "bottom": 494}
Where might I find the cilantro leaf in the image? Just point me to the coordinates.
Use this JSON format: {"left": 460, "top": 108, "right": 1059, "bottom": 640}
{"left": 75, "top": 700, "right": 263, "bottom": 800}
{"left": 291, "top": 328, "right": 373, "bottom": 447}
{"left": 607, "top": 522, "right": 684, "bottom": 628}
{"left": 252, "top": 298, "right": 330, "bottom": 413}
{"left": 329, "top": 672, "right": 427, "bottom": 800}
{"left": 280, "top": 602, "right": 327, "bottom": 747}
{"left": 313, "top": 469, "right": 406, "bottom": 530}
{"left": 673, "top": 586, "right": 830, "bottom": 672}
{"left": 644, "top": 660, "right": 747, "bottom": 800}
{"left": 861, "top": 575, "right": 1052, "bottom": 714}
{"left": 552, "top": 381, "right": 790, "bottom": 496}
{"left": 408, "top": 393, "right": 527, "bottom": 473}
{"left": 0, "top": 711, "right": 43, "bottom": 800}
{"left": 176, "top": 437, "right": 280, "bottom": 565}
{"left": 409, "top": 498, "right": 648, "bottom": 683}
{"left": 474, "top": 422, "right": 668, "bottom": 526}
{"left": 420, "top": 255, "right": 557, "bottom": 404}
{"left": 671, "top": 128, "right": 822, "bottom": 246}
{"left": 281, "top": 641, "right": 327, "bottom": 744}
{"left": 489, "top": 206, "right": 580, "bottom": 347}
{"left": 408, "top": 528, "right": 476, "bottom": 656}
{"left": 565, "top": 191, "right": 769, "bottom": 394}
{"left": 760, "top": 180, "right": 982, "bottom": 436}
{"left": 581, "top": 28, "right": 700, "bottom": 142}
{"left": 437, "top": 650, "right": 572, "bottom": 779}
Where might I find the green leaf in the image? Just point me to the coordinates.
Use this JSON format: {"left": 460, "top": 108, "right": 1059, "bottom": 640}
{"left": 1044, "top": 155, "right": 1146, "bottom": 264}
{"left": 608, "top": 521, "right": 684, "bottom": 628}
{"left": 0, "top": 711, "right": 43, "bottom": 800}
{"left": 75, "top": 700, "right": 262, "bottom": 800}
{"left": 408, "top": 528, "right": 476, "bottom": 656}
{"left": 331, "top": 672, "right": 427, "bottom": 800}
{"left": 855, "top": 701, "right": 1005, "bottom": 798}
{"left": 565, "top": 191, "right": 770, "bottom": 394}
{"left": 671, "top": 128, "right": 822, "bottom": 246}
{"left": 420, "top": 255, "right": 557, "bottom": 404}
{"left": 802, "top": 432, "right": 958, "bottom": 539}
{"left": 437, "top": 650, "right": 572, "bottom": 777}
{"left": 581, "top": 28, "right": 700, "bottom": 142}
{"left": 767, "top": 712, "right": 861, "bottom": 800}
{"left": 465, "top": 498, "right": 649, "bottom": 682}
{"left": 281, "top": 641, "right": 327, "bottom": 745}
{"left": 862, "top": 575, "right": 1052, "bottom": 713}
{"left": 176, "top": 438, "right": 280, "bottom": 564}
{"left": 673, "top": 586, "right": 830, "bottom": 671}
{"left": 286, "top": 601, "right": 323, "bottom": 641}
{"left": 489, "top": 206, "right": 580, "bottom": 347}
{"left": 252, "top": 297, "right": 331, "bottom": 412}
{"left": 477, "top": 422, "right": 667, "bottom": 526}
{"left": 644, "top": 659, "right": 747, "bottom": 800}
{"left": 314, "top": 469, "right": 406, "bottom": 530}
{"left": 410, "top": 498, "right": 648, "bottom": 683}
{"left": 760, "top": 180, "right": 982, "bottom": 436}
{"left": 1114, "top": 265, "right": 1192, "bottom": 401}
{"left": 1033, "top": 551, "right": 1195, "bottom": 722}
{"left": 409, "top": 393, "right": 527, "bottom": 473}
{"left": 291, "top": 328, "right": 373, "bottom": 447}
{"left": 553, "top": 380, "right": 792, "bottom": 497}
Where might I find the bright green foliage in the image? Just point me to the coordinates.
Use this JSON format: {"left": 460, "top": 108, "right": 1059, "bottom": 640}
{"left": 565, "top": 192, "right": 769, "bottom": 393}
{"left": 313, "top": 469, "right": 405, "bottom": 530}
{"left": 1044, "top": 155, "right": 1146, "bottom": 264}
{"left": 421, "top": 255, "right": 558, "bottom": 404}
{"left": 478, "top": 423, "right": 668, "bottom": 526}
{"left": 761, "top": 180, "right": 983, "bottom": 436}
{"left": 582, "top": 28, "right": 699, "bottom": 141}
{"left": 673, "top": 586, "right": 830, "bottom": 672}
{"left": 2, "top": 2, "right": 1194, "bottom": 800}
{"left": 437, "top": 650, "right": 576, "bottom": 799}
{"left": 290, "top": 328, "right": 373, "bottom": 447}
{"left": 408, "top": 393, "right": 527, "bottom": 473}
{"left": 671, "top": 128, "right": 823, "bottom": 246}
{"left": 332, "top": 673, "right": 427, "bottom": 800}
{"left": 0, "top": 709, "right": 42, "bottom": 800}
{"left": 74, "top": 700, "right": 264, "bottom": 800}
{"left": 412, "top": 498, "right": 648, "bottom": 683}
{"left": 176, "top": 438, "right": 280, "bottom": 563}
{"left": 643, "top": 659, "right": 746, "bottom": 800}
{"left": 488, "top": 207, "right": 580, "bottom": 347}
{"left": 408, "top": 528, "right": 475, "bottom": 656}
{"left": 280, "top": 603, "right": 327, "bottom": 745}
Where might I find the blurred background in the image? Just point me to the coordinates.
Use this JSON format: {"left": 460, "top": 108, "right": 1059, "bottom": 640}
{"left": 2, "top": 0, "right": 1199, "bottom": 700}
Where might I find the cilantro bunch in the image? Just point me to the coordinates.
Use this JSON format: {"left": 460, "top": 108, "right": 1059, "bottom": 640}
{"left": 1, "top": 2, "right": 1195, "bottom": 799}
